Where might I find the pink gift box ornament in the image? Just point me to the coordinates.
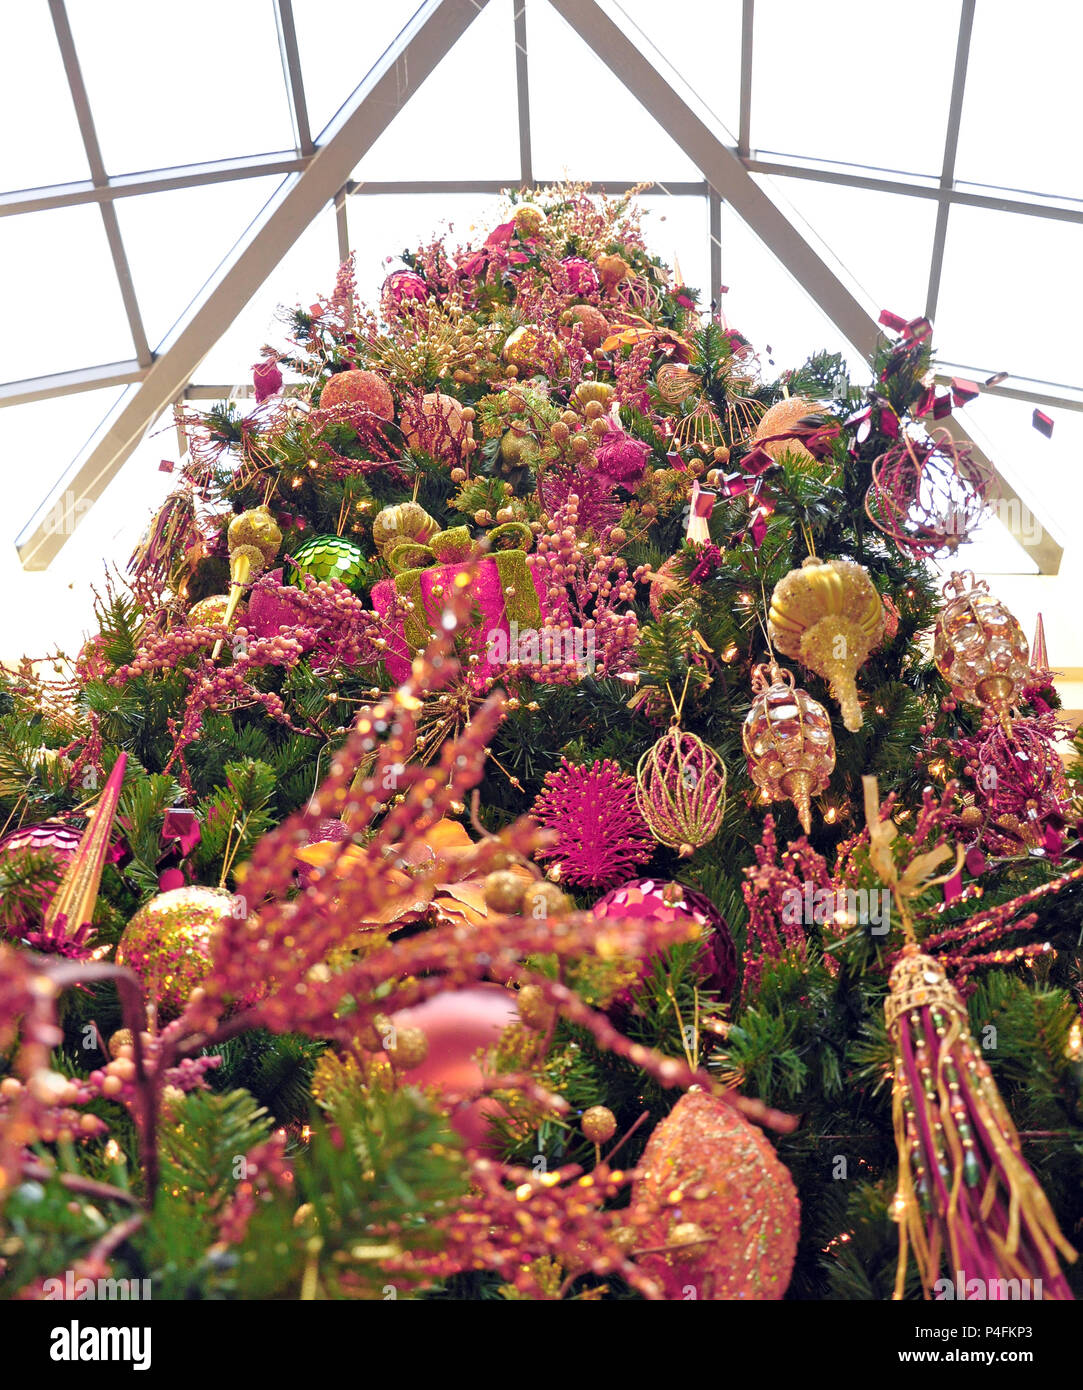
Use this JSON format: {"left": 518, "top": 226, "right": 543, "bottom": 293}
{"left": 369, "top": 519, "right": 561, "bottom": 684}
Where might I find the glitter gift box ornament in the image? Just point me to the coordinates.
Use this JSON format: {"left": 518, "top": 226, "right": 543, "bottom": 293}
{"left": 370, "top": 511, "right": 554, "bottom": 685}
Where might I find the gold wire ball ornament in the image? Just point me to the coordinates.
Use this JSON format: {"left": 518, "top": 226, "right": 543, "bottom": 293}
{"left": 512, "top": 202, "right": 547, "bottom": 237}
{"left": 754, "top": 396, "right": 822, "bottom": 463}
{"left": 932, "top": 571, "right": 1029, "bottom": 735}
{"left": 742, "top": 663, "right": 836, "bottom": 833}
{"left": 656, "top": 362, "right": 698, "bottom": 405}
{"left": 635, "top": 726, "right": 727, "bottom": 857}
{"left": 768, "top": 555, "right": 885, "bottom": 733}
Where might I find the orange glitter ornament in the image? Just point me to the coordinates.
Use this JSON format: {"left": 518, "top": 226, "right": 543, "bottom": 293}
{"left": 632, "top": 1088, "right": 800, "bottom": 1300}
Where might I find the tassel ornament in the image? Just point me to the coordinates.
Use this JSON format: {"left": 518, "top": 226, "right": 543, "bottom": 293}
{"left": 886, "top": 946, "right": 1076, "bottom": 1300}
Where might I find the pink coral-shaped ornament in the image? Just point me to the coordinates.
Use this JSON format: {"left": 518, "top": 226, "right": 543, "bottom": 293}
{"left": 531, "top": 758, "right": 654, "bottom": 889}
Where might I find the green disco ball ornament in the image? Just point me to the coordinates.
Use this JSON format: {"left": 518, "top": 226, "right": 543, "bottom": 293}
{"left": 285, "top": 534, "right": 367, "bottom": 594}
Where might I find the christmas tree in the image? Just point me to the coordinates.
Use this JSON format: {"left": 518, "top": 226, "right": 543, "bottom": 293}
{"left": 2, "top": 185, "right": 1081, "bottom": 1302}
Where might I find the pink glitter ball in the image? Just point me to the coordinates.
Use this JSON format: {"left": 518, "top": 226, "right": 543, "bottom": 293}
{"left": 561, "top": 256, "right": 599, "bottom": 297}
{"left": 595, "top": 426, "right": 651, "bottom": 487}
{"left": 532, "top": 758, "right": 654, "bottom": 889}
{"left": 382, "top": 269, "right": 428, "bottom": 307}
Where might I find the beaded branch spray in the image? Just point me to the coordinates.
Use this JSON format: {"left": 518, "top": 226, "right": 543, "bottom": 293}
{"left": 862, "top": 776, "right": 1077, "bottom": 1300}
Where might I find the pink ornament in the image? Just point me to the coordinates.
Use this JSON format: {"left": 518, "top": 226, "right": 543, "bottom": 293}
{"left": 595, "top": 427, "right": 651, "bottom": 487}
{"left": 592, "top": 878, "right": 737, "bottom": 1001}
{"left": 532, "top": 758, "right": 654, "bottom": 890}
{"left": 370, "top": 555, "right": 555, "bottom": 685}
{"left": 246, "top": 570, "right": 302, "bottom": 638}
{"left": 561, "top": 256, "right": 599, "bottom": 297}
{"left": 382, "top": 269, "right": 428, "bottom": 308}
{"left": 252, "top": 357, "right": 283, "bottom": 404}
{"left": 390, "top": 984, "right": 516, "bottom": 1152}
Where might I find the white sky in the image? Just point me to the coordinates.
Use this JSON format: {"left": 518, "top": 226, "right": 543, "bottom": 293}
{"left": 0, "top": 0, "right": 1080, "bottom": 667}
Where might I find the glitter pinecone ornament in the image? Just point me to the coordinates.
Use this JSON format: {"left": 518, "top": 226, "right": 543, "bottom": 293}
{"left": 632, "top": 1088, "right": 800, "bottom": 1300}
{"left": 532, "top": 758, "right": 654, "bottom": 890}
{"left": 768, "top": 555, "right": 884, "bottom": 733}
{"left": 116, "top": 885, "right": 254, "bottom": 1017}
{"left": 285, "top": 534, "right": 367, "bottom": 595}
{"left": 742, "top": 662, "right": 835, "bottom": 833}
{"left": 319, "top": 368, "right": 395, "bottom": 420}
{"left": 635, "top": 728, "right": 726, "bottom": 857}
{"left": 753, "top": 395, "right": 822, "bottom": 463}
{"left": 933, "top": 571, "right": 1029, "bottom": 735}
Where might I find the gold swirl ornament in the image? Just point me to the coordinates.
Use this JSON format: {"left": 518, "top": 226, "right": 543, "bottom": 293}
{"left": 768, "top": 556, "right": 884, "bottom": 733}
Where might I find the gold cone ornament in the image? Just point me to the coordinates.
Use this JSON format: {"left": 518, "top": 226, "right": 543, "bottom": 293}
{"left": 933, "top": 572, "right": 1029, "bottom": 735}
{"left": 41, "top": 754, "right": 126, "bottom": 940}
{"left": 742, "top": 663, "right": 835, "bottom": 833}
{"left": 861, "top": 776, "right": 1075, "bottom": 1300}
{"left": 212, "top": 505, "right": 282, "bottom": 659}
{"left": 768, "top": 556, "right": 884, "bottom": 732}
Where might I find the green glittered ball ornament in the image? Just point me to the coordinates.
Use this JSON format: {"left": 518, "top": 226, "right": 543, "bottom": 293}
{"left": 284, "top": 534, "right": 367, "bottom": 595}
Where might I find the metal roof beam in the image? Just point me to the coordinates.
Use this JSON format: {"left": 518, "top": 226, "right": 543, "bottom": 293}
{"left": 925, "top": 0, "right": 976, "bottom": 322}
{"left": 0, "top": 153, "right": 311, "bottom": 218}
{"left": 347, "top": 177, "right": 710, "bottom": 195}
{"left": 737, "top": 0, "right": 753, "bottom": 158}
{"left": 546, "top": 0, "right": 1062, "bottom": 574}
{"left": 17, "top": 0, "right": 492, "bottom": 570}
{"left": 513, "top": 2, "right": 534, "bottom": 187}
{"left": 273, "top": 0, "right": 314, "bottom": 157}
{"left": 48, "top": 0, "right": 151, "bottom": 367}
{"left": 0, "top": 361, "right": 146, "bottom": 409}
{"left": 744, "top": 157, "right": 1083, "bottom": 225}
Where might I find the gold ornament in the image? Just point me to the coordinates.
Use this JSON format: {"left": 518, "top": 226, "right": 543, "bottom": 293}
{"left": 502, "top": 325, "right": 560, "bottom": 375}
{"left": 188, "top": 593, "right": 245, "bottom": 629}
{"left": 512, "top": 203, "right": 547, "bottom": 237}
{"left": 742, "top": 663, "right": 836, "bottom": 833}
{"left": 933, "top": 572, "right": 1029, "bottom": 735}
{"left": 768, "top": 556, "right": 884, "bottom": 733}
{"left": 581, "top": 1105, "right": 617, "bottom": 1145}
{"left": 371, "top": 501, "right": 439, "bottom": 559}
{"left": 116, "top": 885, "right": 256, "bottom": 1018}
{"left": 517, "top": 983, "right": 555, "bottom": 1031}
{"left": 636, "top": 727, "right": 727, "bottom": 857}
{"left": 573, "top": 379, "right": 614, "bottom": 408}
{"left": 754, "top": 396, "right": 821, "bottom": 463}
{"left": 227, "top": 504, "right": 282, "bottom": 565}
{"left": 656, "top": 362, "right": 698, "bottom": 405}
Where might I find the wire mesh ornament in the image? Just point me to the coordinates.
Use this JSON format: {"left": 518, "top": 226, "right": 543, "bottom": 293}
{"left": 932, "top": 572, "right": 1029, "bottom": 735}
{"left": 636, "top": 726, "right": 727, "bottom": 857}
{"left": 865, "top": 429, "right": 994, "bottom": 558}
{"left": 742, "top": 663, "right": 836, "bottom": 833}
